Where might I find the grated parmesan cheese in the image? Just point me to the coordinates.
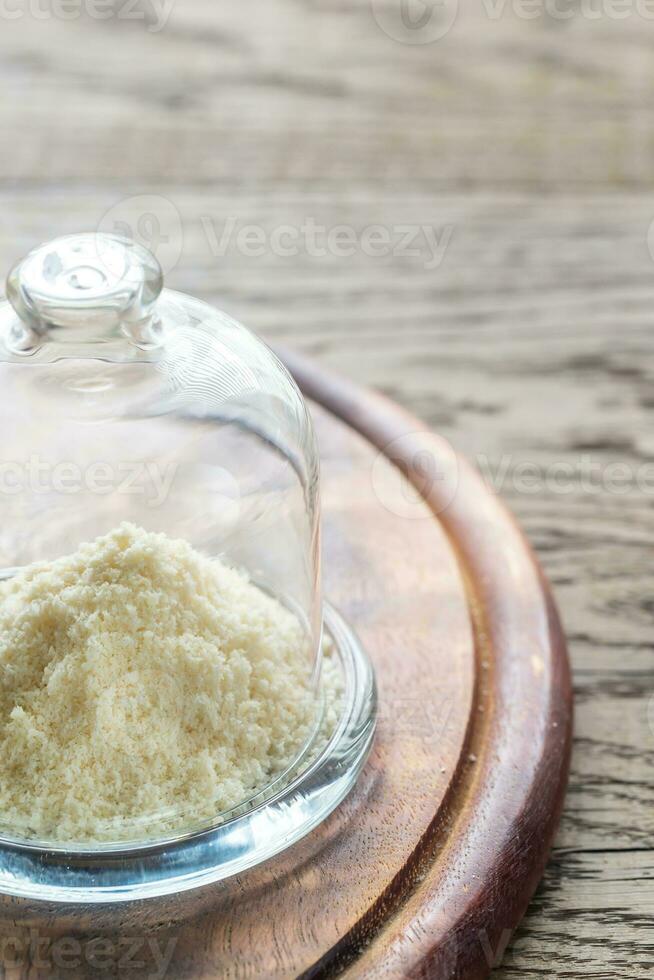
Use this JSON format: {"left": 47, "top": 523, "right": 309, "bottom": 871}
{"left": 0, "top": 523, "right": 321, "bottom": 843}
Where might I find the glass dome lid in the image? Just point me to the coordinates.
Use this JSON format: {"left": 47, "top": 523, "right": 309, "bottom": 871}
{"left": 0, "top": 234, "right": 375, "bottom": 898}
{"left": 0, "top": 233, "right": 321, "bottom": 677}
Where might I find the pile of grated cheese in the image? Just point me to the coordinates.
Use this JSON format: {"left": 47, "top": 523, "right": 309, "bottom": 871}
{"left": 0, "top": 523, "right": 320, "bottom": 843}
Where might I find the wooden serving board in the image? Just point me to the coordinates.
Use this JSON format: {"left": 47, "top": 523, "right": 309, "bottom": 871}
{"left": 0, "top": 356, "right": 572, "bottom": 980}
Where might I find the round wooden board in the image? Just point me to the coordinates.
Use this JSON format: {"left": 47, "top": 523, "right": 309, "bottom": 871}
{"left": 0, "top": 356, "right": 572, "bottom": 980}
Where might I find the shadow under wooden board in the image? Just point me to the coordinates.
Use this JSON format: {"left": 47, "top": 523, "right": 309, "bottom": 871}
{"left": 0, "top": 355, "right": 572, "bottom": 980}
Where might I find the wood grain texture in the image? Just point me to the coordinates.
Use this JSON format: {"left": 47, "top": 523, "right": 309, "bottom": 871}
{"left": 0, "top": 376, "right": 570, "bottom": 980}
{"left": 0, "top": 0, "right": 651, "bottom": 974}
{"left": 288, "top": 355, "right": 572, "bottom": 980}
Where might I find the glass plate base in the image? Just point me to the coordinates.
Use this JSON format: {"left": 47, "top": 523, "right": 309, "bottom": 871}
{"left": 0, "top": 602, "right": 376, "bottom": 904}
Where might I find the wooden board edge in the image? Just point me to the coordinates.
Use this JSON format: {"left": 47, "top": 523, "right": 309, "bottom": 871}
{"left": 281, "top": 349, "right": 573, "bottom": 980}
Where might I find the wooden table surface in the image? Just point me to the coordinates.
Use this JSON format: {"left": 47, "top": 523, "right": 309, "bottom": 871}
{"left": 0, "top": 3, "right": 652, "bottom": 976}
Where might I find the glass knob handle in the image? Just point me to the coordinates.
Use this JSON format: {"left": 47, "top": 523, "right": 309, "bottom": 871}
{"left": 5, "top": 234, "right": 164, "bottom": 350}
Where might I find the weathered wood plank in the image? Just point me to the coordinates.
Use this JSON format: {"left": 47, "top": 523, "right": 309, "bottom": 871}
{"left": 0, "top": 1, "right": 652, "bottom": 974}
{"left": 0, "top": 4, "right": 653, "bottom": 186}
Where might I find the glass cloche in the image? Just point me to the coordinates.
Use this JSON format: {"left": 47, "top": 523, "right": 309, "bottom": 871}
{"left": 0, "top": 233, "right": 376, "bottom": 902}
